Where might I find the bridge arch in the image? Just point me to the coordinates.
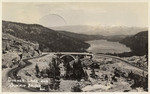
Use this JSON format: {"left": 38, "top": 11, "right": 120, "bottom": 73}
{"left": 60, "top": 54, "right": 76, "bottom": 60}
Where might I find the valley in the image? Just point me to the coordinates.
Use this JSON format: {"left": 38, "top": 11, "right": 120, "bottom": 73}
{"left": 2, "top": 20, "right": 148, "bottom": 92}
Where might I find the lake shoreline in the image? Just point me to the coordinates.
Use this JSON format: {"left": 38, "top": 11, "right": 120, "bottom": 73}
{"left": 86, "top": 39, "right": 131, "bottom": 54}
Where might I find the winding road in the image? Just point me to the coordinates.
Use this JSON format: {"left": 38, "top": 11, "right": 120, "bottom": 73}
{"left": 5, "top": 53, "right": 148, "bottom": 92}
{"left": 95, "top": 54, "right": 148, "bottom": 72}
{"left": 6, "top": 54, "right": 48, "bottom": 92}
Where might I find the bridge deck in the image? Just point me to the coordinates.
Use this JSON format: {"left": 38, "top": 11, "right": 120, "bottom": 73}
{"left": 54, "top": 52, "right": 93, "bottom": 55}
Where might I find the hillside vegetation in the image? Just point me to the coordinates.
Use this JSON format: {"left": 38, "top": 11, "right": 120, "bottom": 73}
{"left": 58, "top": 31, "right": 104, "bottom": 41}
{"left": 58, "top": 31, "right": 128, "bottom": 42}
{"left": 120, "top": 31, "right": 148, "bottom": 56}
{"left": 2, "top": 21, "right": 90, "bottom": 52}
{"left": 2, "top": 21, "right": 148, "bottom": 56}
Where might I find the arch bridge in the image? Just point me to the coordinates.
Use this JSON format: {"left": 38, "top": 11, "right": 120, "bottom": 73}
{"left": 54, "top": 52, "right": 93, "bottom": 60}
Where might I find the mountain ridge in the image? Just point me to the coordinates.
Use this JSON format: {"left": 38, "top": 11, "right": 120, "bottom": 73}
{"left": 120, "top": 31, "right": 148, "bottom": 56}
{"left": 2, "top": 20, "right": 148, "bottom": 56}
{"left": 2, "top": 20, "right": 90, "bottom": 52}
{"left": 51, "top": 25, "right": 147, "bottom": 36}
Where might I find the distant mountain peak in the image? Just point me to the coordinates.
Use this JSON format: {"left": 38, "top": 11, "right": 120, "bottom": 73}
{"left": 51, "top": 25, "right": 147, "bottom": 36}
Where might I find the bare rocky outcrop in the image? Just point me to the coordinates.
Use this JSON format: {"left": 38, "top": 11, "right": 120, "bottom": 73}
{"left": 2, "top": 33, "right": 41, "bottom": 68}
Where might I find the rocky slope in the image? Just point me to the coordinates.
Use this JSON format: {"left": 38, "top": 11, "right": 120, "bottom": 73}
{"left": 2, "top": 33, "right": 40, "bottom": 68}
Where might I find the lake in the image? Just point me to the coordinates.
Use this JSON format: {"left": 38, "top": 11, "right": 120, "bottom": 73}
{"left": 86, "top": 40, "right": 131, "bottom": 54}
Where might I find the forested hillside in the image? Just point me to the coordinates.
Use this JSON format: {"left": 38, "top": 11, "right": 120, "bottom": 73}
{"left": 3, "top": 21, "right": 148, "bottom": 55}
{"left": 2, "top": 21, "right": 90, "bottom": 52}
{"left": 58, "top": 31, "right": 104, "bottom": 41}
{"left": 120, "top": 31, "right": 148, "bottom": 56}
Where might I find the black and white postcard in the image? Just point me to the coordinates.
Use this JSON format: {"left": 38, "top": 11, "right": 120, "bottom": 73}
{"left": 1, "top": 0, "right": 149, "bottom": 92}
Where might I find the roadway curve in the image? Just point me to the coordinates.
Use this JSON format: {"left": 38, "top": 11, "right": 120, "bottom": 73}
{"left": 7, "top": 54, "right": 48, "bottom": 92}
{"left": 95, "top": 54, "right": 148, "bottom": 73}
{"left": 6, "top": 53, "right": 148, "bottom": 92}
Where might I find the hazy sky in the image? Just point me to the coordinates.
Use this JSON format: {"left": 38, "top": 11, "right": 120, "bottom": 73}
{"left": 2, "top": 2, "right": 148, "bottom": 27}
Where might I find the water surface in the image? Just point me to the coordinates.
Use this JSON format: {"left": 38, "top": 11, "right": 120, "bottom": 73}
{"left": 86, "top": 40, "right": 131, "bottom": 54}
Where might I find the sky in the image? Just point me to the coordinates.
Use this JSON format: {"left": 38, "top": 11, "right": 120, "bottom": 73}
{"left": 2, "top": 2, "right": 148, "bottom": 27}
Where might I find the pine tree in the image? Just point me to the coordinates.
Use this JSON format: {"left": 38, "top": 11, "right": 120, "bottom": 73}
{"left": 49, "top": 58, "right": 60, "bottom": 79}
{"left": 35, "top": 63, "right": 40, "bottom": 75}
{"left": 48, "top": 61, "right": 55, "bottom": 78}
{"left": 91, "top": 68, "right": 96, "bottom": 78}
{"left": 84, "top": 71, "right": 88, "bottom": 80}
